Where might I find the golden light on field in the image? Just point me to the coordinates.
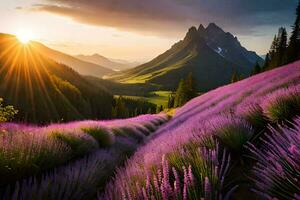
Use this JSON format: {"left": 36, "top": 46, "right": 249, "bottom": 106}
{"left": 16, "top": 29, "right": 34, "bottom": 44}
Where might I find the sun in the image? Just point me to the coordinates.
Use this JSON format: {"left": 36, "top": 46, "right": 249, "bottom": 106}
{"left": 16, "top": 30, "right": 34, "bottom": 44}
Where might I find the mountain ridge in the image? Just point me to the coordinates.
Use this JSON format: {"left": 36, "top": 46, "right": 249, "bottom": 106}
{"left": 31, "top": 42, "right": 114, "bottom": 78}
{"left": 108, "top": 23, "right": 264, "bottom": 91}
{"left": 0, "top": 33, "right": 113, "bottom": 123}
{"left": 75, "top": 54, "right": 138, "bottom": 71}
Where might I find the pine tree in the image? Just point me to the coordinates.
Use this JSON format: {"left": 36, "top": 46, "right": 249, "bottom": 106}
{"left": 174, "top": 79, "right": 188, "bottom": 107}
{"left": 172, "top": 73, "right": 198, "bottom": 108}
{"left": 231, "top": 71, "right": 239, "bottom": 83}
{"left": 277, "top": 27, "right": 288, "bottom": 65}
{"left": 251, "top": 62, "right": 261, "bottom": 76}
{"left": 134, "top": 108, "right": 138, "bottom": 117}
{"left": 156, "top": 105, "right": 163, "bottom": 113}
{"left": 114, "top": 96, "right": 128, "bottom": 118}
{"left": 167, "top": 93, "right": 175, "bottom": 108}
{"left": 263, "top": 53, "right": 270, "bottom": 70}
{"left": 266, "top": 28, "right": 288, "bottom": 68}
{"left": 268, "top": 35, "right": 279, "bottom": 68}
{"left": 147, "top": 108, "right": 152, "bottom": 114}
{"left": 185, "top": 73, "right": 197, "bottom": 100}
{"left": 287, "top": 0, "right": 300, "bottom": 62}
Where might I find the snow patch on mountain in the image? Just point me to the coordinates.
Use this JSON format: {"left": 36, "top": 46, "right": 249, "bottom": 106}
{"left": 214, "top": 47, "right": 225, "bottom": 57}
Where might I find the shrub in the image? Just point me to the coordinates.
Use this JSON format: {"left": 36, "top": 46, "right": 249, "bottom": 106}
{"left": 247, "top": 118, "right": 300, "bottom": 199}
{"left": 82, "top": 127, "right": 114, "bottom": 148}
{"left": 0, "top": 126, "right": 71, "bottom": 186}
{"left": 111, "top": 126, "right": 145, "bottom": 143}
{"left": 1, "top": 151, "right": 114, "bottom": 200}
{"left": 102, "top": 141, "right": 236, "bottom": 200}
{"left": 261, "top": 85, "right": 300, "bottom": 123}
{"left": 0, "top": 98, "right": 18, "bottom": 122}
{"left": 49, "top": 130, "right": 97, "bottom": 157}
{"left": 209, "top": 116, "right": 254, "bottom": 152}
{"left": 236, "top": 102, "right": 267, "bottom": 131}
{"left": 143, "top": 123, "right": 156, "bottom": 132}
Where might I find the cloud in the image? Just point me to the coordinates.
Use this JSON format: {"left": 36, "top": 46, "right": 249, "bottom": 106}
{"left": 29, "top": 0, "right": 299, "bottom": 37}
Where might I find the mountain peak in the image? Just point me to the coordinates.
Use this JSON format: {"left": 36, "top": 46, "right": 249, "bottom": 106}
{"left": 198, "top": 24, "right": 205, "bottom": 33}
{"left": 206, "top": 23, "right": 225, "bottom": 35}
{"left": 184, "top": 26, "right": 198, "bottom": 41}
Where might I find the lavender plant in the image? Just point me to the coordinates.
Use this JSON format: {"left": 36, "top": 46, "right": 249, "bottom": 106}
{"left": 236, "top": 100, "right": 267, "bottom": 131}
{"left": 1, "top": 150, "right": 114, "bottom": 200}
{"left": 49, "top": 130, "right": 98, "bottom": 157}
{"left": 81, "top": 126, "right": 114, "bottom": 147}
{"left": 0, "top": 114, "right": 167, "bottom": 188}
{"left": 0, "top": 125, "right": 72, "bottom": 186}
{"left": 261, "top": 85, "right": 300, "bottom": 123}
{"left": 209, "top": 116, "right": 254, "bottom": 152}
{"left": 102, "top": 139, "right": 236, "bottom": 200}
{"left": 247, "top": 117, "right": 300, "bottom": 199}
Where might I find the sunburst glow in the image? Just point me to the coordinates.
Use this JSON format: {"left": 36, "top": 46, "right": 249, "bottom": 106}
{"left": 16, "top": 30, "right": 34, "bottom": 44}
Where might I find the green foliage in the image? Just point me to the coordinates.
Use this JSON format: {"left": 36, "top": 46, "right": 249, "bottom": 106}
{"left": 231, "top": 70, "right": 243, "bottom": 83}
{"left": 0, "top": 131, "right": 72, "bottom": 186}
{"left": 50, "top": 131, "right": 96, "bottom": 157}
{"left": 82, "top": 127, "right": 114, "bottom": 148}
{"left": 287, "top": 0, "right": 300, "bottom": 63}
{"left": 174, "top": 79, "right": 188, "bottom": 107}
{"left": 264, "top": 93, "right": 300, "bottom": 123}
{"left": 262, "top": 53, "right": 270, "bottom": 71}
{"left": 167, "top": 92, "right": 175, "bottom": 108}
{"left": 112, "top": 96, "right": 157, "bottom": 118}
{"left": 111, "top": 127, "right": 145, "bottom": 142}
{"left": 174, "top": 73, "right": 197, "bottom": 107}
{"left": 0, "top": 98, "right": 18, "bottom": 122}
{"left": 165, "top": 139, "right": 231, "bottom": 200}
{"left": 213, "top": 122, "right": 253, "bottom": 152}
{"left": 185, "top": 73, "right": 197, "bottom": 100}
{"left": 112, "top": 96, "right": 129, "bottom": 118}
{"left": 0, "top": 35, "right": 114, "bottom": 124}
{"left": 251, "top": 62, "right": 262, "bottom": 76}
{"left": 266, "top": 28, "right": 288, "bottom": 69}
{"left": 143, "top": 123, "right": 156, "bottom": 132}
{"left": 264, "top": 2, "right": 300, "bottom": 70}
{"left": 241, "top": 105, "right": 267, "bottom": 131}
{"left": 156, "top": 105, "right": 163, "bottom": 113}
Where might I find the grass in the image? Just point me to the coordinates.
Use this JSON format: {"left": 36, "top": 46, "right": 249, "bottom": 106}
{"left": 115, "top": 90, "right": 172, "bottom": 107}
{"left": 81, "top": 127, "right": 114, "bottom": 148}
{"left": 49, "top": 131, "right": 96, "bottom": 157}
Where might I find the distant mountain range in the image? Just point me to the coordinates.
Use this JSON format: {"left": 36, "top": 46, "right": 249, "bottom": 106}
{"left": 31, "top": 42, "right": 114, "bottom": 78}
{"left": 75, "top": 54, "right": 139, "bottom": 71}
{"left": 0, "top": 33, "right": 113, "bottom": 123}
{"left": 108, "top": 23, "right": 264, "bottom": 91}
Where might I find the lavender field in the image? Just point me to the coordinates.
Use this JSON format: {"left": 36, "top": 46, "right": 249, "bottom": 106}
{"left": 101, "top": 61, "right": 300, "bottom": 200}
{"left": 0, "top": 114, "right": 169, "bottom": 199}
{"left": 1, "top": 0, "right": 300, "bottom": 199}
{"left": 0, "top": 61, "right": 300, "bottom": 199}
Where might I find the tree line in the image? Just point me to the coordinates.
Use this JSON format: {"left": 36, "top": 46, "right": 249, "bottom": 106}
{"left": 112, "top": 96, "right": 158, "bottom": 119}
{"left": 167, "top": 73, "right": 197, "bottom": 108}
{"left": 251, "top": 1, "right": 300, "bottom": 75}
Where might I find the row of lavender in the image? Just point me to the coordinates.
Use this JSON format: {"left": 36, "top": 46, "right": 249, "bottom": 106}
{"left": 0, "top": 113, "right": 169, "bottom": 199}
{"left": 102, "top": 61, "right": 300, "bottom": 199}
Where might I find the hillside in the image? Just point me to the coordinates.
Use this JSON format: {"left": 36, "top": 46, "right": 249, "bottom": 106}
{"left": 103, "top": 60, "right": 300, "bottom": 199}
{"left": 32, "top": 42, "right": 114, "bottom": 78}
{"left": 108, "top": 23, "right": 264, "bottom": 91}
{"left": 76, "top": 54, "right": 138, "bottom": 71}
{"left": 0, "top": 33, "right": 113, "bottom": 123}
{"left": 0, "top": 113, "right": 168, "bottom": 198}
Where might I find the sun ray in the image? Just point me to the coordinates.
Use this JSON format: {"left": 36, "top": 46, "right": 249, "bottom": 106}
{"left": 16, "top": 30, "right": 34, "bottom": 44}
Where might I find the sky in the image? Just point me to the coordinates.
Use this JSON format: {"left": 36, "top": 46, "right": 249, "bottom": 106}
{"left": 0, "top": 0, "right": 298, "bottom": 62}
